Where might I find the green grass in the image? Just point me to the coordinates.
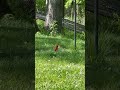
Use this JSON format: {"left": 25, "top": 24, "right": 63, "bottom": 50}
{"left": 0, "top": 14, "right": 35, "bottom": 90}
{"left": 35, "top": 32, "right": 85, "bottom": 90}
{"left": 0, "top": 57, "right": 35, "bottom": 90}
{"left": 86, "top": 13, "right": 120, "bottom": 89}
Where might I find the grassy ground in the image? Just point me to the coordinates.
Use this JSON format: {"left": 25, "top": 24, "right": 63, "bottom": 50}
{"left": 86, "top": 31, "right": 120, "bottom": 90}
{"left": 35, "top": 31, "right": 85, "bottom": 90}
{"left": 0, "top": 14, "right": 35, "bottom": 90}
{"left": 0, "top": 57, "right": 35, "bottom": 90}
{"left": 86, "top": 13, "right": 120, "bottom": 89}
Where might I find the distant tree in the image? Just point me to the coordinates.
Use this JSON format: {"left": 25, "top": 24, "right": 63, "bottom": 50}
{"left": 36, "top": 0, "right": 45, "bottom": 13}
{"left": 45, "top": 0, "right": 64, "bottom": 33}
{"left": 65, "top": 0, "right": 85, "bottom": 23}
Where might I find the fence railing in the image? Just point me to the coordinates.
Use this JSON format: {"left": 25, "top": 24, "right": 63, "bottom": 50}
{"left": 36, "top": 13, "right": 85, "bottom": 32}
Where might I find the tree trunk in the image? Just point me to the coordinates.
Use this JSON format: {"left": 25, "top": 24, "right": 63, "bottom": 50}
{"left": 45, "top": 0, "right": 63, "bottom": 33}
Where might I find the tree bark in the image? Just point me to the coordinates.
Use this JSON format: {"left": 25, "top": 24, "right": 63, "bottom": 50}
{"left": 45, "top": 0, "right": 63, "bottom": 33}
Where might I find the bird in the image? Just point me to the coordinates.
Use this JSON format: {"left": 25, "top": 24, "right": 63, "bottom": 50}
{"left": 54, "top": 44, "right": 59, "bottom": 52}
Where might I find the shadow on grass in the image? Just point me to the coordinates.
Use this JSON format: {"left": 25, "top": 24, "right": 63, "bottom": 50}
{"left": 0, "top": 56, "right": 35, "bottom": 90}
{"left": 35, "top": 34, "right": 85, "bottom": 64}
{"left": 86, "top": 61, "right": 120, "bottom": 89}
{"left": 36, "top": 37, "right": 73, "bottom": 49}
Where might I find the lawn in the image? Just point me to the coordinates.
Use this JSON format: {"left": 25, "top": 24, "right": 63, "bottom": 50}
{"left": 35, "top": 32, "right": 85, "bottom": 90}
{"left": 0, "top": 15, "right": 35, "bottom": 90}
{"left": 0, "top": 57, "right": 35, "bottom": 90}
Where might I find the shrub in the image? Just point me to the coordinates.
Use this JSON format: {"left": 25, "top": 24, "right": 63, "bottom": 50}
{"left": 50, "top": 21, "right": 58, "bottom": 36}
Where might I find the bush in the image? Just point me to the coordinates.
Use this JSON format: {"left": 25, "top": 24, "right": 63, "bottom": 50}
{"left": 49, "top": 21, "right": 58, "bottom": 36}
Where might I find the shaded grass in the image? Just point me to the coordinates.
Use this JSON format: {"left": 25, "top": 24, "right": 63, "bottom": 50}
{"left": 86, "top": 31, "right": 120, "bottom": 89}
{"left": 86, "top": 13, "right": 120, "bottom": 89}
{"left": 0, "top": 57, "right": 35, "bottom": 90}
{"left": 0, "top": 15, "right": 35, "bottom": 90}
{"left": 35, "top": 32, "right": 85, "bottom": 90}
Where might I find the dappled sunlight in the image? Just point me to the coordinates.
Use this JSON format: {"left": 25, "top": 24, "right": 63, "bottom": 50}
{"left": 35, "top": 32, "right": 85, "bottom": 63}
{"left": 35, "top": 31, "right": 85, "bottom": 89}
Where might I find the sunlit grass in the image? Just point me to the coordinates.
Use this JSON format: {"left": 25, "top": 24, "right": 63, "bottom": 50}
{"left": 35, "top": 32, "right": 85, "bottom": 90}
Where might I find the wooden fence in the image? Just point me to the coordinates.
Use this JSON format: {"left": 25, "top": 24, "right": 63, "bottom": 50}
{"left": 36, "top": 13, "right": 85, "bottom": 32}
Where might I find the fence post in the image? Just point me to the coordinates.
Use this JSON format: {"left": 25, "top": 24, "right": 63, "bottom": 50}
{"left": 94, "top": 0, "right": 99, "bottom": 56}
{"left": 74, "top": 0, "right": 77, "bottom": 49}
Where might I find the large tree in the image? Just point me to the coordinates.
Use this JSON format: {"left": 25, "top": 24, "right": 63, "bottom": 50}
{"left": 45, "top": 0, "right": 64, "bottom": 33}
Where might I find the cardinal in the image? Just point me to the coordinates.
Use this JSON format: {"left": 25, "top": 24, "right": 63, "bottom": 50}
{"left": 54, "top": 44, "right": 59, "bottom": 52}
